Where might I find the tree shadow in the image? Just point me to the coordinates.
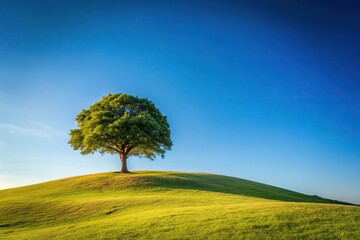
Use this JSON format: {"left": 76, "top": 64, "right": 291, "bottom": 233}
{"left": 136, "top": 173, "right": 353, "bottom": 205}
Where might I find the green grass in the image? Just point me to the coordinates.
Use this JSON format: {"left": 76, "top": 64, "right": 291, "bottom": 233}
{"left": 1, "top": 171, "right": 359, "bottom": 239}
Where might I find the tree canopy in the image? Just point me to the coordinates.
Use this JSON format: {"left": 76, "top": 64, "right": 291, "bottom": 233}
{"left": 69, "top": 93, "right": 172, "bottom": 173}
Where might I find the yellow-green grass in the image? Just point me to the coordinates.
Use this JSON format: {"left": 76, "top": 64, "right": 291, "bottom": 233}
{"left": 1, "top": 171, "right": 359, "bottom": 239}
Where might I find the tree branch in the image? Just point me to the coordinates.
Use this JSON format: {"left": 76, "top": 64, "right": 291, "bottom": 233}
{"left": 125, "top": 145, "right": 134, "bottom": 155}
{"left": 105, "top": 145, "right": 121, "bottom": 153}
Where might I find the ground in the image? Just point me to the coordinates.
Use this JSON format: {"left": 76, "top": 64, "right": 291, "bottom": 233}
{"left": 1, "top": 171, "right": 359, "bottom": 239}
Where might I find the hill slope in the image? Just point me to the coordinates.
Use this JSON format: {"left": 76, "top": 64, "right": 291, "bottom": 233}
{"left": 0, "top": 171, "right": 359, "bottom": 239}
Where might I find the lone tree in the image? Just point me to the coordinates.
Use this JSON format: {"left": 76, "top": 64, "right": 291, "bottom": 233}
{"left": 69, "top": 93, "right": 172, "bottom": 173}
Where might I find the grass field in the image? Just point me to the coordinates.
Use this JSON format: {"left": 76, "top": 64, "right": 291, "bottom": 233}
{"left": 1, "top": 171, "right": 359, "bottom": 239}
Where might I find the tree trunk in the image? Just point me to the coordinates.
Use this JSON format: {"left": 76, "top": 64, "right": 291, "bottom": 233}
{"left": 120, "top": 153, "right": 130, "bottom": 173}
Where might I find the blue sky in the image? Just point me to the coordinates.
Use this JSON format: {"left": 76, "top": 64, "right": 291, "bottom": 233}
{"left": 1, "top": 0, "right": 360, "bottom": 204}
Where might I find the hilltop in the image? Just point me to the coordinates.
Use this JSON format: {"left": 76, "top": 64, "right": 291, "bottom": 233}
{"left": 1, "top": 171, "right": 359, "bottom": 239}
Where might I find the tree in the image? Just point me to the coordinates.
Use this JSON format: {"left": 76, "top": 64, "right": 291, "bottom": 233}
{"left": 69, "top": 93, "right": 172, "bottom": 173}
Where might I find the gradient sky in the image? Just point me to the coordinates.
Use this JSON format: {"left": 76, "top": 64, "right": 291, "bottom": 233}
{"left": 1, "top": 0, "right": 360, "bottom": 204}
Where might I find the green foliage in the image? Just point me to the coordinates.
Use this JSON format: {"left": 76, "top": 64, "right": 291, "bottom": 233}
{"left": 1, "top": 171, "right": 359, "bottom": 239}
{"left": 69, "top": 94, "right": 172, "bottom": 168}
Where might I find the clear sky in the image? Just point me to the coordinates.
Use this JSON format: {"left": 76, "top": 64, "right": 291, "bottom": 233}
{"left": 0, "top": 0, "right": 359, "bottom": 204}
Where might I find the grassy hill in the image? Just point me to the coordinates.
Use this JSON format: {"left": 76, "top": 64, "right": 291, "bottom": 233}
{"left": 0, "top": 171, "right": 359, "bottom": 239}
